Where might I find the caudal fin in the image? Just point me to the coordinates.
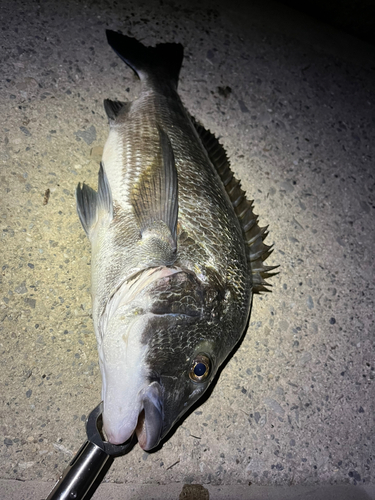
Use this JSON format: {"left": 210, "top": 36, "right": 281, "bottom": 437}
{"left": 106, "top": 30, "right": 184, "bottom": 89}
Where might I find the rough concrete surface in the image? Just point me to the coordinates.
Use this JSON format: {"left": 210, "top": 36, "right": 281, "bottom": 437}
{"left": 1, "top": 0, "right": 374, "bottom": 498}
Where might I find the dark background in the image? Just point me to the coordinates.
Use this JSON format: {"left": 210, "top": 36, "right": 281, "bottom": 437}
{"left": 277, "top": 0, "right": 375, "bottom": 46}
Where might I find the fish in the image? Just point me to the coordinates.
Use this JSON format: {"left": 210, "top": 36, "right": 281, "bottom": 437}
{"left": 75, "top": 30, "right": 276, "bottom": 451}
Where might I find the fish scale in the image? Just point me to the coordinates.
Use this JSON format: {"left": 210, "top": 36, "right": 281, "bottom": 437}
{"left": 75, "top": 30, "right": 275, "bottom": 451}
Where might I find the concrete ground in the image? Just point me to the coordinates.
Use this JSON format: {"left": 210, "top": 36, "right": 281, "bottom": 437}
{"left": 1, "top": 0, "right": 374, "bottom": 499}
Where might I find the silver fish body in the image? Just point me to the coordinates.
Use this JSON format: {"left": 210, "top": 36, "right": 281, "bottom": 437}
{"left": 76, "top": 31, "right": 275, "bottom": 450}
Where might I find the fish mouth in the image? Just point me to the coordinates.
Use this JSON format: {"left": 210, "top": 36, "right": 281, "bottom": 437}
{"left": 103, "top": 381, "right": 163, "bottom": 451}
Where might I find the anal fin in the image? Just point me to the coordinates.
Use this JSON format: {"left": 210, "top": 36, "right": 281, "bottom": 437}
{"left": 104, "top": 99, "right": 127, "bottom": 121}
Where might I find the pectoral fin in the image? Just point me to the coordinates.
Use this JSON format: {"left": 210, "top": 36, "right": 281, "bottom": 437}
{"left": 131, "top": 126, "right": 178, "bottom": 252}
{"left": 76, "top": 162, "right": 113, "bottom": 239}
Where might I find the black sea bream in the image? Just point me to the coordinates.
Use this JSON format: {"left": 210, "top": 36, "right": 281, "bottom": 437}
{"left": 76, "top": 30, "right": 276, "bottom": 450}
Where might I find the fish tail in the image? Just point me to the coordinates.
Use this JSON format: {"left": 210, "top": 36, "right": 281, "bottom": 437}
{"left": 106, "top": 30, "right": 184, "bottom": 89}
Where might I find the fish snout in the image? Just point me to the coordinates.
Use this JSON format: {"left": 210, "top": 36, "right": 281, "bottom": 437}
{"left": 103, "top": 381, "right": 163, "bottom": 451}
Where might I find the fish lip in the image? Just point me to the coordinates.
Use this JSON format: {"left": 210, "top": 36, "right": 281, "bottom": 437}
{"left": 136, "top": 381, "right": 163, "bottom": 450}
{"left": 103, "top": 381, "right": 163, "bottom": 450}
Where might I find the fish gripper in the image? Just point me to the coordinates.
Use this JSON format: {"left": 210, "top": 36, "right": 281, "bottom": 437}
{"left": 46, "top": 402, "right": 134, "bottom": 500}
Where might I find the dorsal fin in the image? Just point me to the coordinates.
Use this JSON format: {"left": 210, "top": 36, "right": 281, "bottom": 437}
{"left": 131, "top": 125, "right": 178, "bottom": 253}
{"left": 192, "top": 117, "right": 278, "bottom": 293}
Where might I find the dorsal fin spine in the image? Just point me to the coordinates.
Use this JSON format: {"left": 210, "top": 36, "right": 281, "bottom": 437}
{"left": 191, "top": 117, "right": 278, "bottom": 293}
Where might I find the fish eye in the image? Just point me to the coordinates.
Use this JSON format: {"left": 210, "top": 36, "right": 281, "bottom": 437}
{"left": 189, "top": 354, "right": 210, "bottom": 383}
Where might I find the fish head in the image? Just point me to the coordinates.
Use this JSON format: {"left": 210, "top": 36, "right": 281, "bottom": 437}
{"left": 98, "top": 266, "right": 239, "bottom": 450}
{"left": 146, "top": 334, "right": 221, "bottom": 448}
